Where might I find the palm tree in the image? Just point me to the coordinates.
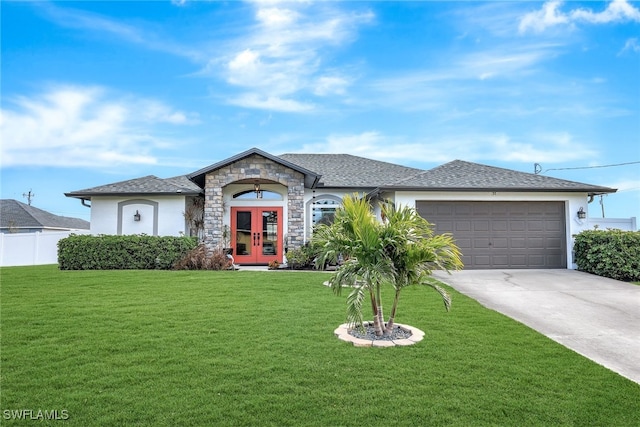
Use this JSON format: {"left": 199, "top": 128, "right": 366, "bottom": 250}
{"left": 378, "top": 201, "right": 462, "bottom": 335}
{"left": 313, "top": 194, "right": 462, "bottom": 337}
{"left": 313, "top": 195, "right": 392, "bottom": 336}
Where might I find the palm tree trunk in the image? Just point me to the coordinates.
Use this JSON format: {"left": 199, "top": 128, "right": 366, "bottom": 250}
{"left": 375, "top": 283, "right": 384, "bottom": 336}
{"left": 369, "top": 288, "right": 381, "bottom": 332}
{"left": 384, "top": 289, "right": 401, "bottom": 335}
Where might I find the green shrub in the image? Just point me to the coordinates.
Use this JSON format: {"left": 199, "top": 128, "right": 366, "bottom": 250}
{"left": 58, "top": 234, "right": 197, "bottom": 270}
{"left": 286, "top": 241, "right": 338, "bottom": 270}
{"left": 573, "top": 229, "right": 640, "bottom": 281}
{"left": 285, "top": 245, "right": 314, "bottom": 269}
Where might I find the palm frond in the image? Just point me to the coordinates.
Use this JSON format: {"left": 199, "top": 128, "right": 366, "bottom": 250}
{"left": 421, "top": 277, "right": 452, "bottom": 312}
{"left": 329, "top": 259, "right": 362, "bottom": 295}
{"left": 345, "top": 285, "right": 366, "bottom": 330}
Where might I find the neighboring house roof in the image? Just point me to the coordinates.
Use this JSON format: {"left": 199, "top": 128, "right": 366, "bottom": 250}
{"left": 371, "top": 160, "right": 617, "bottom": 195}
{"left": 278, "top": 153, "right": 423, "bottom": 188}
{"left": 0, "top": 199, "right": 90, "bottom": 230}
{"left": 65, "top": 175, "right": 202, "bottom": 199}
{"left": 188, "top": 147, "right": 321, "bottom": 188}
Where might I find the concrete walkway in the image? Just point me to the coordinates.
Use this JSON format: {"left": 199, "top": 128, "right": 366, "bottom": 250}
{"left": 432, "top": 269, "right": 640, "bottom": 384}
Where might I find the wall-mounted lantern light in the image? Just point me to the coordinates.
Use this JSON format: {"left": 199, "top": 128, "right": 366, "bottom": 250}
{"left": 134, "top": 210, "right": 141, "bottom": 221}
{"left": 254, "top": 182, "right": 262, "bottom": 199}
{"left": 577, "top": 207, "right": 586, "bottom": 219}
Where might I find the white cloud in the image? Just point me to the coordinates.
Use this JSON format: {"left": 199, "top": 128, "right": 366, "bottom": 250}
{"left": 571, "top": 0, "right": 640, "bottom": 24}
{"left": 229, "top": 49, "right": 261, "bottom": 72}
{"left": 38, "top": 2, "right": 202, "bottom": 61}
{"left": 460, "top": 47, "right": 558, "bottom": 80}
{"left": 38, "top": 2, "right": 372, "bottom": 112}
{"left": 139, "top": 100, "right": 199, "bottom": 125}
{"left": 519, "top": 0, "right": 640, "bottom": 33}
{"left": 216, "top": 2, "right": 373, "bottom": 111}
{"left": 519, "top": 1, "right": 569, "bottom": 33}
{"left": 605, "top": 179, "right": 640, "bottom": 193}
{"left": 485, "top": 132, "right": 599, "bottom": 163}
{"left": 256, "top": 7, "right": 300, "bottom": 27}
{"left": 227, "top": 49, "right": 266, "bottom": 87}
{"left": 313, "top": 75, "right": 350, "bottom": 96}
{"left": 367, "top": 43, "right": 560, "bottom": 111}
{"left": 0, "top": 85, "right": 198, "bottom": 168}
{"left": 297, "top": 130, "right": 597, "bottom": 165}
{"left": 227, "top": 93, "right": 315, "bottom": 113}
{"left": 619, "top": 37, "right": 640, "bottom": 54}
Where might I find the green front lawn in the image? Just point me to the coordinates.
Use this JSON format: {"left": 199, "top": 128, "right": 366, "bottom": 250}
{"left": 1, "top": 266, "right": 639, "bottom": 426}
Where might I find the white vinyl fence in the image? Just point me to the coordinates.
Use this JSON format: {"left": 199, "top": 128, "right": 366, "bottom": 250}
{"left": 0, "top": 231, "right": 90, "bottom": 267}
{"left": 587, "top": 217, "right": 637, "bottom": 232}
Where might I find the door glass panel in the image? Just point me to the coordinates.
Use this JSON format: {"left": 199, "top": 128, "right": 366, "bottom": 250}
{"left": 262, "top": 210, "right": 278, "bottom": 256}
{"left": 236, "top": 211, "right": 252, "bottom": 256}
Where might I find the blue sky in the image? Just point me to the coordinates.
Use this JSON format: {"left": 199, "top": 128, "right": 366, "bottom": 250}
{"left": 1, "top": 0, "right": 639, "bottom": 223}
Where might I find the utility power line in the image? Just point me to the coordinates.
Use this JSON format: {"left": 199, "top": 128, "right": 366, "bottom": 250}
{"left": 534, "top": 161, "right": 640, "bottom": 174}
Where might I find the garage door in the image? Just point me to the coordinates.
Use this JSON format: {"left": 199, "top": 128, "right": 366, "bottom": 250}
{"left": 416, "top": 201, "right": 566, "bottom": 269}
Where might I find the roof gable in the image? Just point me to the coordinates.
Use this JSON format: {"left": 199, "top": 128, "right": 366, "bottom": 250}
{"left": 1, "top": 199, "right": 89, "bottom": 230}
{"left": 65, "top": 175, "right": 202, "bottom": 198}
{"left": 381, "top": 160, "right": 617, "bottom": 194}
{"left": 188, "top": 147, "right": 321, "bottom": 188}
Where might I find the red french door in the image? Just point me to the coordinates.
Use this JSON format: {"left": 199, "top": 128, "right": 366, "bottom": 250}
{"left": 231, "top": 207, "right": 283, "bottom": 265}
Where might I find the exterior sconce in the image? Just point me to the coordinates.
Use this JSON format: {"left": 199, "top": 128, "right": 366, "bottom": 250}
{"left": 577, "top": 207, "right": 586, "bottom": 219}
{"left": 254, "top": 182, "right": 262, "bottom": 199}
{"left": 134, "top": 210, "right": 141, "bottom": 221}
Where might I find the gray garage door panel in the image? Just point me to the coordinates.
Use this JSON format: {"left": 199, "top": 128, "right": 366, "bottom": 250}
{"left": 417, "top": 201, "right": 567, "bottom": 269}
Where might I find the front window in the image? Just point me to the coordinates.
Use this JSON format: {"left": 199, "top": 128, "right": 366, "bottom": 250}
{"left": 312, "top": 199, "right": 340, "bottom": 226}
{"left": 233, "top": 190, "right": 283, "bottom": 200}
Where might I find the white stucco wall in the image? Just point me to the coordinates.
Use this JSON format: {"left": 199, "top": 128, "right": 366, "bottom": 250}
{"left": 89, "top": 196, "right": 188, "bottom": 236}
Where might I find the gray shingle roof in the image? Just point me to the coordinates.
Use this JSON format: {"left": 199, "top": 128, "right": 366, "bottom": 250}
{"left": 65, "top": 175, "right": 202, "bottom": 198}
{"left": 278, "top": 153, "right": 423, "bottom": 188}
{"left": 379, "top": 160, "right": 616, "bottom": 194}
{"left": 1, "top": 199, "right": 90, "bottom": 230}
{"left": 65, "top": 152, "right": 617, "bottom": 198}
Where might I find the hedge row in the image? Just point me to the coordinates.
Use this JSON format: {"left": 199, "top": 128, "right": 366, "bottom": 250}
{"left": 58, "top": 234, "right": 198, "bottom": 270}
{"left": 573, "top": 229, "right": 640, "bottom": 281}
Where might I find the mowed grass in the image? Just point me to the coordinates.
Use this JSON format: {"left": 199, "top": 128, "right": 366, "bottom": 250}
{"left": 1, "top": 266, "right": 639, "bottom": 426}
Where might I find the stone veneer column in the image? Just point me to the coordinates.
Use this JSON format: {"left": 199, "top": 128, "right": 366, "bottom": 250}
{"left": 202, "top": 154, "right": 306, "bottom": 253}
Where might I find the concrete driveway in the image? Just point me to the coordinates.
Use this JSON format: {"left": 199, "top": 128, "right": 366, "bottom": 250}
{"left": 432, "top": 269, "right": 640, "bottom": 384}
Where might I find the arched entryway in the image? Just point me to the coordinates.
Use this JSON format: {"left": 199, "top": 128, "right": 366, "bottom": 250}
{"left": 227, "top": 180, "right": 286, "bottom": 265}
{"left": 188, "top": 149, "right": 315, "bottom": 260}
